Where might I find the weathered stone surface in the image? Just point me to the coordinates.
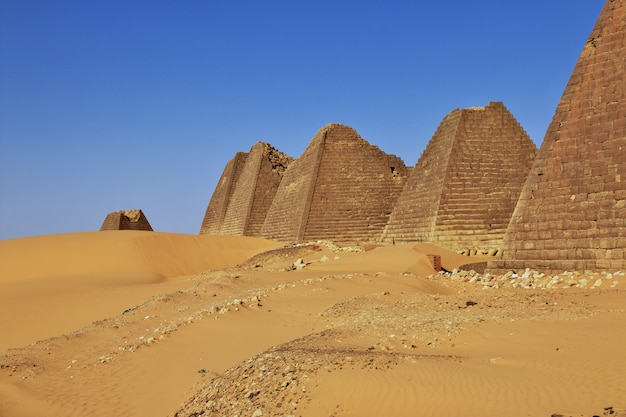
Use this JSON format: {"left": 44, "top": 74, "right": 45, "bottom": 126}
{"left": 200, "top": 143, "right": 292, "bottom": 236}
{"left": 490, "top": 0, "right": 626, "bottom": 274}
{"left": 99, "top": 209, "right": 153, "bottom": 231}
{"left": 382, "top": 102, "right": 537, "bottom": 250}
{"left": 260, "top": 124, "right": 409, "bottom": 243}
{"left": 200, "top": 151, "right": 248, "bottom": 235}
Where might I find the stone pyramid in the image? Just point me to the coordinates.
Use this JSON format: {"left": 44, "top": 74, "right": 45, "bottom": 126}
{"left": 100, "top": 209, "right": 153, "bottom": 231}
{"left": 200, "top": 142, "right": 292, "bottom": 236}
{"left": 382, "top": 102, "right": 537, "bottom": 251}
{"left": 260, "top": 124, "right": 409, "bottom": 243}
{"left": 490, "top": 0, "right": 626, "bottom": 273}
{"left": 199, "top": 151, "right": 248, "bottom": 235}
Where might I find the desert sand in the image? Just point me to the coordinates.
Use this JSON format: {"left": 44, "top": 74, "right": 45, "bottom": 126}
{"left": 0, "top": 232, "right": 624, "bottom": 417}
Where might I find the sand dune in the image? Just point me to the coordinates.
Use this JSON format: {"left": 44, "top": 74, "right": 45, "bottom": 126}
{"left": 0, "top": 233, "right": 624, "bottom": 417}
{"left": 0, "top": 232, "right": 281, "bottom": 350}
{"left": 0, "top": 231, "right": 281, "bottom": 284}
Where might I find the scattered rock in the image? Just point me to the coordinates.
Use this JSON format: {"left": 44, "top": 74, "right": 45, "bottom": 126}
{"left": 440, "top": 269, "right": 620, "bottom": 291}
{"left": 289, "top": 259, "right": 307, "bottom": 270}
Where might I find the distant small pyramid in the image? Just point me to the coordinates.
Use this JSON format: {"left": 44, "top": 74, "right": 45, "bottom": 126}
{"left": 260, "top": 124, "right": 410, "bottom": 243}
{"left": 490, "top": 0, "right": 626, "bottom": 273}
{"left": 100, "top": 209, "right": 153, "bottom": 231}
{"left": 200, "top": 142, "right": 293, "bottom": 236}
{"left": 382, "top": 102, "right": 537, "bottom": 250}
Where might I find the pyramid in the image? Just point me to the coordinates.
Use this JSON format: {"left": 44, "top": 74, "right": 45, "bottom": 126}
{"left": 100, "top": 209, "right": 153, "bottom": 231}
{"left": 490, "top": 0, "right": 626, "bottom": 273}
{"left": 260, "top": 124, "right": 410, "bottom": 243}
{"left": 382, "top": 102, "right": 537, "bottom": 251}
{"left": 199, "top": 151, "right": 248, "bottom": 235}
{"left": 200, "top": 142, "right": 292, "bottom": 236}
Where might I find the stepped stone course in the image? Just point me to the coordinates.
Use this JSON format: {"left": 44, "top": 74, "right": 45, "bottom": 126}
{"left": 490, "top": 0, "right": 626, "bottom": 274}
{"left": 99, "top": 209, "right": 153, "bottom": 231}
{"left": 199, "top": 152, "right": 248, "bottom": 235}
{"left": 200, "top": 143, "right": 292, "bottom": 236}
{"left": 382, "top": 102, "right": 537, "bottom": 251}
{"left": 260, "top": 124, "right": 410, "bottom": 243}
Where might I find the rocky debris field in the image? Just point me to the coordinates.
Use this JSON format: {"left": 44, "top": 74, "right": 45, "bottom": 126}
{"left": 441, "top": 268, "right": 622, "bottom": 290}
{"left": 173, "top": 261, "right": 624, "bottom": 417}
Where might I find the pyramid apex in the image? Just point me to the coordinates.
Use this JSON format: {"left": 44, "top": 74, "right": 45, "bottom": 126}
{"left": 316, "top": 123, "right": 354, "bottom": 135}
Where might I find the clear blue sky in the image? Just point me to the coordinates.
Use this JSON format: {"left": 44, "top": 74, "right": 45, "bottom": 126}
{"left": 0, "top": 0, "right": 605, "bottom": 240}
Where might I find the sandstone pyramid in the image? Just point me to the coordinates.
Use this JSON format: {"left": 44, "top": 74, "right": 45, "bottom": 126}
{"left": 199, "top": 151, "right": 248, "bottom": 235}
{"left": 382, "top": 102, "right": 537, "bottom": 251}
{"left": 260, "top": 124, "right": 410, "bottom": 243}
{"left": 490, "top": 0, "right": 626, "bottom": 273}
{"left": 100, "top": 209, "right": 153, "bottom": 231}
{"left": 200, "top": 142, "right": 292, "bottom": 236}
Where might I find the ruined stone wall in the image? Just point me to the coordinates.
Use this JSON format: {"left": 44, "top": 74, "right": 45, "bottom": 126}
{"left": 302, "top": 124, "right": 409, "bottom": 243}
{"left": 490, "top": 0, "right": 626, "bottom": 273}
{"left": 100, "top": 209, "right": 153, "bottom": 231}
{"left": 383, "top": 102, "right": 537, "bottom": 250}
{"left": 220, "top": 142, "right": 292, "bottom": 236}
{"left": 199, "top": 152, "right": 248, "bottom": 235}
{"left": 260, "top": 132, "right": 325, "bottom": 242}
{"left": 246, "top": 144, "right": 292, "bottom": 237}
{"left": 382, "top": 110, "right": 460, "bottom": 242}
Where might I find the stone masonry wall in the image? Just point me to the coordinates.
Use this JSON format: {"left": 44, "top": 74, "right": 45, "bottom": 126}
{"left": 489, "top": 0, "right": 626, "bottom": 273}
{"left": 247, "top": 144, "right": 292, "bottom": 236}
{"left": 199, "top": 152, "right": 248, "bottom": 235}
{"left": 434, "top": 103, "right": 537, "bottom": 248}
{"left": 382, "top": 110, "right": 460, "bottom": 243}
{"left": 383, "top": 102, "right": 537, "bottom": 250}
{"left": 100, "top": 209, "right": 153, "bottom": 231}
{"left": 260, "top": 131, "right": 325, "bottom": 242}
{"left": 302, "top": 124, "right": 409, "bottom": 243}
{"left": 100, "top": 212, "right": 122, "bottom": 231}
{"left": 220, "top": 142, "right": 292, "bottom": 236}
{"left": 220, "top": 145, "right": 265, "bottom": 235}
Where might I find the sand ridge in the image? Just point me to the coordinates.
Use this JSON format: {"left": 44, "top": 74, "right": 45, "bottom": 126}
{"left": 0, "top": 233, "right": 624, "bottom": 417}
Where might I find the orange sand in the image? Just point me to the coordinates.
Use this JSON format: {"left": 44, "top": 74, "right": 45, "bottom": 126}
{"left": 0, "top": 232, "right": 624, "bottom": 417}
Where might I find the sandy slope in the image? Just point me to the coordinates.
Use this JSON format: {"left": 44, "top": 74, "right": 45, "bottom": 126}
{"left": 0, "top": 231, "right": 281, "bottom": 350}
{"left": 0, "top": 234, "right": 624, "bottom": 417}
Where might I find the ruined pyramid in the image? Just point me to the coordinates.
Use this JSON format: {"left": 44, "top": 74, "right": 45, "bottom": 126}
{"left": 382, "top": 102, "right": 537, "bottom": 251}
{"left": 490, "top": 0, "right": 626, "bottom": 273}
{"left": 200, "top": 142, "right": 292, "bottom": 236}
{"left": 100, "top": 209, "right": 153, "bottom": 231}
{"left": 260, "top": 124, "right": 410, "bottom": 243}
